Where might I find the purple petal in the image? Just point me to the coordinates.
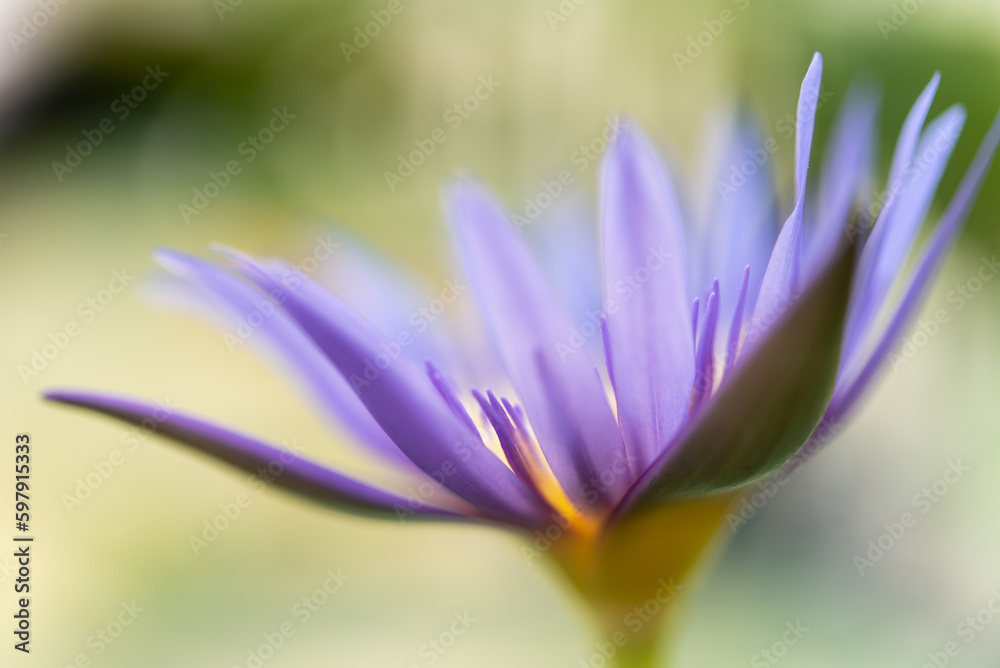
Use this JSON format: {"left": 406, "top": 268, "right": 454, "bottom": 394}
{"left": 750, "top": 53, "right": 823, "bottom": 342}
{"left": 840, "top": 75, "right": 943, "bottom": 361}
{"left": 600, "top": 315, "right": 618, "bottom": 395}
{"left": 792, "top": 54, "right": 824, "bottom": 203}
{"left": 702, "top": 115, "right": 779, "bottom": 330}
{"left": 875, "top": 105, "right": 966, "bottom": 284}
{"left": 830, "top": 105, "right": 1000, "bottom": 419}
{"left": 808, "top": 80, "right": 880, "bottom": 271}
{"left": 842, "top": 105, "right": 966, "bottom": 374}
{"left": 308, "top": 236, "right": 460, "bottom": 372}
{"left": 524, "top": 195, "right": 604, "bottom": 336}
{"left": 217, "top": 246, "right": 553, "bottom": 527}
{"left": 447, "top": 178, "right": 629, "bottom": 509}
{"left": 426, "top": 361, "right": 479, "bottom": 434}
{"left": 616, "top": 237, "right": 856, "bottom": 513}
{"left": 725, "top": 266, "right": 750, "bottom": 372}
{"left": 153, "top": 248, "right": 417, "bottom": 470}
{"left": 472, "top": 390, "right": 533, "bottom": 488}
{"left": 690, "top": 298, "right": 700, "bottom": 345}
{"left": 44, "top": 389, "right": 466, "bottom": 520}
{"left": 600, "top": 121, "right": 695, "bottom": 472}
{"left": 887, "top": 73, "right": 941, "bottom": 192}
{"left": 691, "top": 285, "right": 719, "bottom": 413}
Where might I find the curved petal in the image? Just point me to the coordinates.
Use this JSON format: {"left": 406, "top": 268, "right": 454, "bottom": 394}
{"left": 616, "top": 236, "right": 855, "bottom": 516}
{"left": 153, "top": 248, "right": 417, "bottom": 470}
{"left": 841, "top": 105, "right": 966, "bottom": 376}
{"left": 725, "top": 266, "right": 750, "bottom": 371}
{"left": 218, "top": 246, "right": 553, "bottom": 528}
{"left": 600, "top": 121, "right": 694, "bottom": 472}
{"left": 830, "top": 105, "right": 1000, "bottom": 419}
{"left": 690, "top": 285, "right": 719, "bottom": 414}
{"left": 525, "top": 195, "right": 603, "bottom": 331}
{"left": 750, "top": 53, "right": 823, "bottom": 344}
{"left": 702, "top": 114, "right": 780, "bottom": 335}
{"left": 841, "top": 73, "right": 941, "bottom": 358}
{"left": 308, "top": 235, "right": 462, "bottom": 375}
{"left": 44, "top": 390, "right": 467, "bottom": 520}
{"left": 871, "top": 105, "right": 967, "bottom": 298}
{"left": 887, "top": 73, "right": 942, "bottom": 192}
{"left": 807, "top": 80, "right": 880, "bottom": 271}
{"left": 446, "top": 178, "right": 629, "bottom": 510}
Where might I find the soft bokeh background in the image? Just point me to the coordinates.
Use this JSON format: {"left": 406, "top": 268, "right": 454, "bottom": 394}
{"left": 2, "top": 0, "right": 1000, "bottom": 665}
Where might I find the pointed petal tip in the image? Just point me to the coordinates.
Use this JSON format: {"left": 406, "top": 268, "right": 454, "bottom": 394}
{"left": 43, "top": 388, "right": 72, "bottom": 403}
{"left": 602, "top": 116, "right": 654, "bottom": 165}
{"left": 921, "top": 71, "right": 942, "bottom": 99}
{"left": 845, "top": 76, "right": 883, "bottom": 106}
{"left": 44, "top": 388, "right": 136, "bottom": 409}
{"left": 151, "top": 247, "right": 209, "bottom": 277}
{"left": 151, "top": 245, "right": 178, "bottom": 262}
{"left": 443, "top": 171, "right": 493, "bottom": 202}
{"left": 443, "top": 171, "right": 477, "bottom": 196}
{"left": 44, "top": 388, "right": 479, "bottom": 521}
{"left": 443, "top": 175, "right": 508, "bottom": 233}
{"left": 209, "top": 242, "right": 248, "bottom": 260}
{"left": 803, "top": 52, "right": 823, "bottom": 82}
{"left": 44, "top": 388, "right": 117, "bottom": 407}
{"left": 208, "top": 244, "right": 275, "bottom": 285}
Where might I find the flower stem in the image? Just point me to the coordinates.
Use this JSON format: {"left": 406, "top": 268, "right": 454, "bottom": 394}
{"left": 608, "top": 634, "right": 663, "bottom": 668}
{"left": 542, "top": 495, "right": 735, "bottom": 668}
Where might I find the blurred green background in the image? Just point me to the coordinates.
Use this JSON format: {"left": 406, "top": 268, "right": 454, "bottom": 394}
{"left": 2, "top": 0, "right": 1000, "bottom": 665}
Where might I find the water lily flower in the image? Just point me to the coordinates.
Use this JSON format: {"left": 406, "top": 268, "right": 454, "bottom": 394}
{"left": 47, "top": 53, "right": 1000, "bottom": 667}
